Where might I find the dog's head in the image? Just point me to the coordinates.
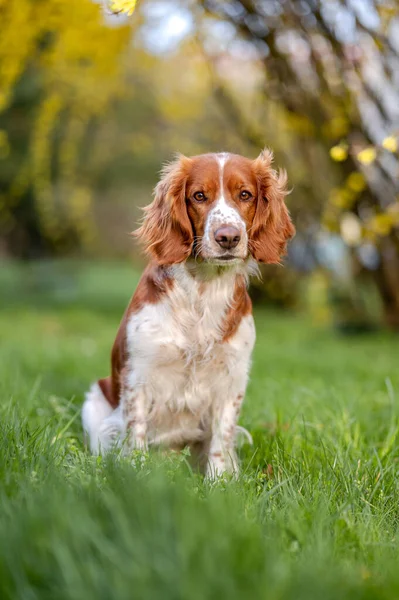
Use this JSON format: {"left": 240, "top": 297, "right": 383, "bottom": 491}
{"left": 136, "top": 150, "right": 295, "bottom": 266}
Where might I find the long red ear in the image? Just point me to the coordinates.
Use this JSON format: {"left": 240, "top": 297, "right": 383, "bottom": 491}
{"left": 250, "top": 149, "right": 295, "bottom": 264}
{"left": 135, "top": 155, "right": 193, "bottom": 265}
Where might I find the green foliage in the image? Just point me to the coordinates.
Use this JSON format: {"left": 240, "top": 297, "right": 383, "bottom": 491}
{"left": 1, "top": 261, "right": 399, "bottom": 598}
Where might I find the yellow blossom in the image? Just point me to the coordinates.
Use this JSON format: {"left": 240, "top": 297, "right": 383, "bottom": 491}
{"left": 357, "top": 147, "right": 377, "bottom": 165}
{"left": 346, "top": 171, "right": 366, "bottom": 193}
{"left": 329, "top": 187, "right": 355, "bottom": 209}
{"left": 369, "top": 214, "right": 394, "bottom": 236}
{"left": 382, "top": 135, "right": 398, "bottom": 153}
{"left": 323, "top": 116, "right": 349, "bottom": 139}
{"left": 329, "top": 143, "right": 348, "bottom": 162}
{"left": 110, "top": 0, "right": 137, "bottom": 15}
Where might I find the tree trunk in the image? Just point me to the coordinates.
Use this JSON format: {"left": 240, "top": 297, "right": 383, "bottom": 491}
{"left": 373, "top": 236, "right": 399, "bottom": 331}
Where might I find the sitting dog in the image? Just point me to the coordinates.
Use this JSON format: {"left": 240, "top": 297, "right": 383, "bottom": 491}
{"left": 82, "top": 150, "right": 295, "bottom": 477}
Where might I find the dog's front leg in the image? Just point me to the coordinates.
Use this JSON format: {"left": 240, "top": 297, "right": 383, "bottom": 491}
{"left": 206, "top": 392, "right": 244, "bottom": 479}
{"left": 122, "top": 385, "right": 149, "bottom": 451}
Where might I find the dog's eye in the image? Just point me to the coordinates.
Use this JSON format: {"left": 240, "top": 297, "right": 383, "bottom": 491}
{"left": 239, "top": 190, "right": 252, "bottom": 201}
{"left": 193, "top": 191, "right": 207, "bottom": 202}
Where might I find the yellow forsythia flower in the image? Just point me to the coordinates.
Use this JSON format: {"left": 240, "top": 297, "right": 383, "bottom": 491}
{"left": 357, "top": 147, "right": 377, "bottom": 165}
{"left": 382, "top": 136, "right": 398, "bottom": 153}
{"left": 329, "top": 144, "right": 348, "bottom": 162}
{"left": 346, "top": 171, "right": 366, "bottom": 193}
{"left": 329, "top": 188, "right": 355, "bottom": 209}
{"left": 370, "top": 213, "right": 393, "bottom": 236}
{"left": 110, "top": 0, "right": 137, "bottom": 15}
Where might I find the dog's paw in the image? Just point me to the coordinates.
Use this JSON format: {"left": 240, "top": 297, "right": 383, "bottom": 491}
{"left": 205, "top": 451, "right": 239, "bottom": 481}
{"left": 134, "top": 436, "right": 148, "bottom": 452}
{"left": 205, "top": 453, "right": 227, "bottom": 480}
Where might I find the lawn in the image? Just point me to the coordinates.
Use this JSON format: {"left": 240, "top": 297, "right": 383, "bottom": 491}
{"left": 1, "top": 260, "right": 399, "bottom": 599}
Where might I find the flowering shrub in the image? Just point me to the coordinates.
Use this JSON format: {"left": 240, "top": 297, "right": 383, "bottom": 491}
{"left": 0, "top": 0, "right": 132, "bottom": 251}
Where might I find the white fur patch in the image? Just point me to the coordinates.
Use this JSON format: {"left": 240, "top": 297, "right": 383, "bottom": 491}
{"left": 202, "top": 153, "right": 248, "bottom": 259}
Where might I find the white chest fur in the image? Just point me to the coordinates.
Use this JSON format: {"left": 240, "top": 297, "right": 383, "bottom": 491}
{"left": 125, "top": 265, "right": 255, "bottom": 426}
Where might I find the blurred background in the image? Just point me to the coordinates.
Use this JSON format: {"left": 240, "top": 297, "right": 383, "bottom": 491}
{"left": 1, "top": 0, "right": 399, "bottom": 332}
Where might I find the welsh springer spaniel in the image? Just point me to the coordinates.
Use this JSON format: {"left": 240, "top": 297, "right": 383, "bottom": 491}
{"left": 82, "top": 150, "right": 295, "bottom": 478}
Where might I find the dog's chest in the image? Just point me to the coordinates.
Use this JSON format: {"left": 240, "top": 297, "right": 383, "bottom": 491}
{"left": 126, "top": 276, "right": 254, "bottom": 413}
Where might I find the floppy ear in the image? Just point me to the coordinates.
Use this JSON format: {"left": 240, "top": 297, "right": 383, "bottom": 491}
{"left": 135, "top": 155, "right": 193, "bottom": 265}
{"left": 250, "top": 149, "right": 295, "bottom": 264}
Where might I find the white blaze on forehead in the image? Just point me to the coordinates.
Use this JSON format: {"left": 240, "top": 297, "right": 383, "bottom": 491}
{"left": 206, "top": 153, "right": 245, "bottom": 230}
{"left": 217, "top": 153, "right": 228, "bottom": 195}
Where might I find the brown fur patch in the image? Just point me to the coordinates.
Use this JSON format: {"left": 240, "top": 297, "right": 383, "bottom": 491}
{"left": 97, "top": 263, "right": 173, "bottom": 409}
{"left": 98, "top": 376, "right": 113, "bottom": 407}
{"left": 134, "top": 156, "right": 194, "bottom": 265}
{"left": 222, "top": 276, "right": 252, "bottom": 342}
{"left": 250, "top": 149, "right": 295, "bottom": 264}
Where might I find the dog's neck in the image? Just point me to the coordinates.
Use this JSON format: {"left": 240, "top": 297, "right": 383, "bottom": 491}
{"left": 176, "top": 257, "right": 257, "bottom": 283}
{"left": 157, "top": 259, "right": 255, "bottom": 325}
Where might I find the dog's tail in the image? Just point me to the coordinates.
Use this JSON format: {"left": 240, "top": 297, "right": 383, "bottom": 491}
{"left": 82, "top": 381, "right": 115, "bottom": 454}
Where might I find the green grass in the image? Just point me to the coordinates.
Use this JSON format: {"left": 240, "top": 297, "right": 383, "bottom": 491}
{"left": 1, "top": 260, "right": 399, "bottom": 599}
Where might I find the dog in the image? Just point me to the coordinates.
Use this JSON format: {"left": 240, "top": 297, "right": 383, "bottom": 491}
{"left": 82, "top": 150, "right": 295, "bottom": 478}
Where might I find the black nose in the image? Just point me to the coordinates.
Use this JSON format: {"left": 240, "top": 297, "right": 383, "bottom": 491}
{"left": 214, "top": 226, "right": 241, "bottom": 250}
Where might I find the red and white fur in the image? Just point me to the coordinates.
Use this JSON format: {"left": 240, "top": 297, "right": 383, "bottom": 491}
{"left": 82, "top": 150, "right": 295, "bottom": 478}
